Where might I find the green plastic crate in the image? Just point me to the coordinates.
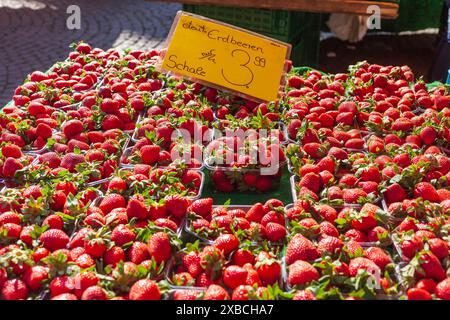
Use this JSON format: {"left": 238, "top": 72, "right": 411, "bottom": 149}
{"left": 183, "top": 4, "right": 320, "bottom": 43}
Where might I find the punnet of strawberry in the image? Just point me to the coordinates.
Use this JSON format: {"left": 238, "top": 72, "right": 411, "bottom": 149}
{"left": 204, "top": 135, "right": 286, "bottom": 193}
{"left": 1, "top": 41, "right": 450, "bottom": 300}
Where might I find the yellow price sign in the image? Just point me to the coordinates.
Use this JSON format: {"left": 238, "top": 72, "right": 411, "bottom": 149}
{"left": 159, "top": 11, "right": 291, "bottom": 102}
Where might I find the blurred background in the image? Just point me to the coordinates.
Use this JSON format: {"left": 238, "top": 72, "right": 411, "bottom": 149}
{"left": 0, "top": 0, "right": 449, "bottom": 107}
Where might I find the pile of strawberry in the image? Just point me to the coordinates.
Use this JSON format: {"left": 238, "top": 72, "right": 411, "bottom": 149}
{"left": 0, "top": 41, "right": 450, "bottom": 300}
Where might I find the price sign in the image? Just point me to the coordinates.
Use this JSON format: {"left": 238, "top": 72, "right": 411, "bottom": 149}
{"left": 159, "top": 11, "right": 291, "bottom": 102}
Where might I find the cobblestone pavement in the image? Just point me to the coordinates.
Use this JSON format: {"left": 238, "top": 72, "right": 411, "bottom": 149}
{"left": 0, "top": 0, "right": 181, "bottom": 107}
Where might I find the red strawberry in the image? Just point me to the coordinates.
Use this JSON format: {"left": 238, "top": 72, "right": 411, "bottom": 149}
{"left": 147, "top": 232, "right": 171, "bottom": 264}
{"left": 40, "top": 229, "right": 69, "bottom": 251}
{"left": 189, "top": 198, "right": 213, "bottom": 218}
{"left": 223, "top": 265, "right": 248, "bottom": 289}
{"left": 126, "top": 197, "right": 148, "bottom": 219}
{"left": 213, "top": 234, "right": 239, "bottom": 257}
{"left": 129, "top": 279, "right": 161, "bottom": 300}
{"left": 60, "top": 153, "right": 85, "bottom": 172}
{"left": 317, "top": 236, "right": 344, "bottom": 256}
{"left": 165, "top": 195, "right": 190, "bottom": 218}
{"left": 384, "top": 183, "right": 407, "bottom": 204}
{"left": 414, "top": 182, "right": 440, "bottom": 202}
{"left": 348, "top": 257, "right": 381, "bottom": 277}
{"left": 204, "top": 284, "right": 230, "bottom": 300}
{"left": 23, "top": 266, "right": 48, "bottom": 291}
{"left": 293, "top": 290, "right": 316, "bottom": 300}
{"left": 288, "top": 260, "right": 320, "bottom": 286}
{"left": 81, "top": 286, "right": 108, "bottom": 300}
{"left": 245, "top": 203, "right": 265, "bottom": 223}
{"left": 110, "top": 225, "right": 135, "bottom": 246}
{"left": 73, "top": 272, "right": 99, "bottom": 298}
{"left": 265, "top": 222, "right": 286, "bottom": 242}
{"left": 407, "top": 288, "right": 432, "bottom": 300}
{"left": 255, "top": 251, "right": 281, "bottom": 285}
{"left": 286, "top": 234, "right": 319, "bottom": 265}
{"left": 50, "top": 276, "right": 74, "bottom": 297}
{"left": 343, "top": 188, "right": 368, "bottom": 204}
{"left": 419, "top": 126, "right": 437, "bottom": 145}
{"left": 140, "top": 145, "right": 160, "bottom": 165}
{"left": 232, "top": 249, "right": 254, "bottom": 266}
{"left": 63, "top": 119, "right": 83, "bottom": 138}
{"left": 99, "top": 194, "right": 126, "bottom": 214}
{"left": 417, "top": 252, "right": 446, "bottom": 281}
{"left": 2, "top": 157, "right": 23, "bottom": 178}
{"left": 364, "top": 247, "right": 391, "bottom": 271}
{"left": 435, "top": 278, "right": 450, "bottom": 300}
{"left": 2, "top": 144, "right": 22, "bottom": 158}
{"left": 299, "top": 172, "right": 321, "bottom": 193}
{"left": 103, "top": 246, "right": 125, "bottom": 267}
{"left": 428, "top": 238, "right": 449, "bottom": 260}
{"left": 1, "top": 279, "right": 28, "bottom": 300}
{"left": 102, "top": 114, "right": 124, "bottom": 130}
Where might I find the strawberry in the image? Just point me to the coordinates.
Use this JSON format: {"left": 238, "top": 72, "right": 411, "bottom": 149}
{"left": 428, "top": 238, "right": 449, "bottom": 260}
{"left": 286, "top": 234, "right": 319, "bottom": 265}
{"left": 81, "top": 286, "right": 108, "bottom": 300}
{"left": 245, "top": 203, "right": 265, "bottom": 223}
{"left": 23, "top": 266, "right": 48, "bottom": 291}
{"left": 165, "top": 195, "right": 190, "bottom": 218}
{"left": 51, "top": 293, "right": 78, "bottom": 300}
{"left": 140, "top": 145, "right": 160, "bottom": 165}
{"left": 63, "top": 119, "right": 84, "bottom": 139}
{"left": 414, "top": 182, "right": 440, "bottom": 202}
{"left": 2, "top": 144, "right": 22, "bottom": 158}
{"left": 126, "top": 197, "right": 148, "bottom": 219}
{"left": 36, "top": 123, "right": 53, "bottom": 139}
{"left": 111, "top": 225, "right": 135, "bottom": 246}
{"left": 104, "top": 246, "right": 125, "bottom": 267}
{"left": 343, "top": 188, "right": 368, "bottom": 204}
{"left": 73, "top": 272, "right": 99, "bottom": 298}
{"left": 265, "top": 222, "right": 286, "bottom": 242}
{"left": 182, "top": 251, "right": 202, "bottom": 277}
{"left": 232, "top": 249, "right": 254, "bottom": 266}
{"left": 364, "top": 247, "right": 391, "bottom": 271}
{"left": 39, "top": 229, "right": 69, "bottom": 251}
{"left": 293, "top": 290, "right": 316, "bottom": 300}
{"left": 50, "top": 276, "right": 75, "bottom": 297}
{"left": 348, "top": 257, "right": 381, "bottom": 277}
{"left": 317, "top": 236, "right": 344, "bottom": 256}
{"left": 204, "top": 284, "right": 230, "bottom": 300}
{"left": 314, "top": 204, "right": 337, "bottom": 223}
{"left": 255, "top": 251, "right": 281, "bottom": 285}
{"left": 223, "top": 265, "right": 248, "bottom": 289}
{"left": 128, "top": 241, "right": 149, "bottom": 264}
{"left": 173, "top": 289, "right": 201, "bottom": 300}
{"left": 60, "top": 153, "right": 85, "bottom": 172}
{"left": 299, "top": 172, "right": 321, "bottom": 193}
{"left": 407, "top": 288, "right": 432, "bottom": 300}
{"left": 384, "top": 183, "right": 407, "bottom": 204}
{"left": 189, "top": 198, "right": 213, "bottom": 218}
{"left": 99, "top": 194, "right": 126, "bottom": 214}
{"left": 129, "top": 279, "right": 161, "bottom": 300}
{"left": 102, "top": 114, "right": 124, "bottom": 131}
{"left": 213, "top": 234, "right": 239, "bottom": 257}
{"left": 147, "top": 232, "right": 171, "bottom": 264}
{"left": 288, "top": 260, "right": 320, "bottom": 286}
{"left": 419, "top": 126, "right": 437, "bottom": 145}
{"left": 435, "top": 278, "right": 450, "bottom": 300}
{"left": 2, "top": 157, "right": 23, "bottom": 178}
{"left": 1, "top": 279, "right": 28, "bottom": 300}
{"left": 417, "top": 252, "right": 446, "bottom": 281}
